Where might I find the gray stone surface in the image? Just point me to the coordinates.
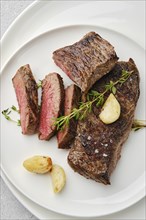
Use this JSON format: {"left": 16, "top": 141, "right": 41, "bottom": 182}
{"left": 1, "top": 178, "right": 37, "bottom": 220}
{"left": 1, "top": 0, "right": 34, "bottom": 38}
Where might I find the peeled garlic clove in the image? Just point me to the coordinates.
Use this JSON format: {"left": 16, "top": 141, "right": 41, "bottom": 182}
{"left": 99, "top": 93, "right": 121, "bottom": 124}
{"left": 51, "top": 164, "right": 66, "bottom": 193}
{"left": 23, "top": 155, "right": 52, "bottom": 174}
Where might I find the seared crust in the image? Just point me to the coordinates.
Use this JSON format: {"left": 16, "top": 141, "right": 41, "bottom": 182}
{"left": 68, "top": 59, "right": 140, "bottom": 185}
{"left": 53, "top": 32, "right": 118, "bottom": 94}
{"left": 12, "top": 64, "right": 39, "bottom": 134}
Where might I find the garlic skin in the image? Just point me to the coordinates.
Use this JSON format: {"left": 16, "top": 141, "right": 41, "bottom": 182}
{"left": 99, "top": 93, "right": 121, "bottom": 124}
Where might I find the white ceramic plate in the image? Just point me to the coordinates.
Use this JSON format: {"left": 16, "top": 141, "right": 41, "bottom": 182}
{"left": 1, "top": 24, "right": 145, "bottom": 217}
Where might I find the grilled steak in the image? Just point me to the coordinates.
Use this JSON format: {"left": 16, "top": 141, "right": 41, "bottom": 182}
{"left": 68, "top": 59, "right": 140, "bottom": 185}
{"left": 53, "top": 32, "right": 118, "bottom": 94}
{"left": 12, "top": 64, "right": 39, "bottom": 134}
{"left": 39, "top": 73, "right": 65, "bottom": 140}
{"left": 57, "top": 84, "right": 81, "bottom": 149}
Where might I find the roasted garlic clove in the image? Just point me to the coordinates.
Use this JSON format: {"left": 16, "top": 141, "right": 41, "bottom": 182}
{"left": 51, "top": 164, "right": 66, "bottom": 193}
{"left": 99, "top": 93, "right": 121, "bottom": 124}
{"left": 23, "top": 155, "right": 52, "bottom": 174}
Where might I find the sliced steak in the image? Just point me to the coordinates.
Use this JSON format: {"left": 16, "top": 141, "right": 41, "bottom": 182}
{"left": 57, "top": 84, "right": 81, "bottom": 149}
{"left": 68, "top": 59, "right": 140, "bottom": 185}
{"left": 53, "top": 32, "right": 118, "bottom": 94}
{"left": 12, "top": 64, "right": 39, "bottom": 134}
{"left": 39, "top": 73, "right": 65, "bottom": 140}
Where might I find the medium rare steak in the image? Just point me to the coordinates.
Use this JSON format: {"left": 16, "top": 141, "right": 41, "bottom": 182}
{"left": 57, "top": 84, "right": 81, "bottom": 149}
{"left": 53, "top": 32, "right": 118, "bottom": 94}
{"left": 68, "top": 59, "right": 140, "bottom": 185}
{"left": 12, "top": 64, "right": 39, "bottom": 134}
{"left": 39, "top": 73, "right": 65, "bottom": 140}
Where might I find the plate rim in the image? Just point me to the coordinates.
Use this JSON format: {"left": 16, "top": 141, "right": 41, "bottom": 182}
{"left": 1, "top": 23, "right": 144, "bottom": 74}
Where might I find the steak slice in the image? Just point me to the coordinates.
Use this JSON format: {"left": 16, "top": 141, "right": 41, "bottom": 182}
{"left": 68, "top": 58, "right": 140, "bottom": 185}
{"left": 12, "top": 64, "right": 39, "bottom": 134}
{"left": 39, "top": 73, "right": 65, "bottom": 140}
{"left": 57, "top": 84, "right": 81, "bottom": 149}
{"left": 53, "top": 32, "right": 118, "bottom": 94}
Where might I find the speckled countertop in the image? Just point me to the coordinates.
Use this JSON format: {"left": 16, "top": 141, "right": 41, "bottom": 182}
{"left": 0, "top": 1, "right": 145, "bottom": 220}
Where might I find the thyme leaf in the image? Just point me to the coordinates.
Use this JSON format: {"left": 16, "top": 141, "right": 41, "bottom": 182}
{"left": 105, "top": 80, "right": 115, "bottom": 92}
{"left": 17, "top": 120, "right": 21, "bottom": 126}
{"left": 37, "top": 80, "right": 42, "bottom": 88}
{"left": 11, "top": 105, "right": 20, "bottom": 113}
{"left": 112, "top": 86, "right": 117, "bottom": 95}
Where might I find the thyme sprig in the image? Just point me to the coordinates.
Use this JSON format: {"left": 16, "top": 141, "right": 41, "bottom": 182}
{"left": 2, "top": 108, "right": 21, "bottom": 126}
{"left": 54, "top": 70, "right": 133, "bottom": 130}
{"left": 132, "top": 120, "right": 146, "bottom": 131}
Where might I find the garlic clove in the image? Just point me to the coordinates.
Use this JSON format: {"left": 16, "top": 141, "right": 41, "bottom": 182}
{"left": 99, "top": 93, "right": 121, "bottom": 124}
{"left": 23, "top": 155, "right": 52, "bottom": 174}
{"left": 51, "top": 164, "right": 66, "bottom": 193}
